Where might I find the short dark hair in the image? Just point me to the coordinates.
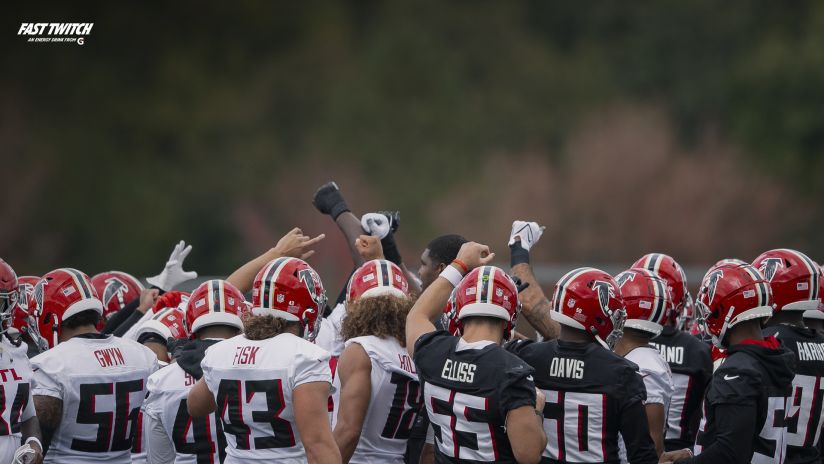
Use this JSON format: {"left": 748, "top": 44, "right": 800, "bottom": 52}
{"left": 426, "top": 234, "right": 468, "bottom": 265}
{"left": 61, "top": 309, "right": 101, "bottom": 330}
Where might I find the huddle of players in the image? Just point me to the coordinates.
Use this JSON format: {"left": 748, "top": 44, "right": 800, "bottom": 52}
{"left": 0, "top": 180, "right": 821, "bottom": 464}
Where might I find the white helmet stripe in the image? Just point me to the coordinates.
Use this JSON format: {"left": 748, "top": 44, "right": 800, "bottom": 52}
{"left": 743, "top": 264, "right": 768, "bottom": 307}
{"left": 258, "top": 257, "right": 290, "bottom": 309}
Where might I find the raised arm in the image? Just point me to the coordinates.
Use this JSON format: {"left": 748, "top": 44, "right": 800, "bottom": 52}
{"left": 226, "top": 227, "right": 324, "bottom": 293}
{"left": 507, "top": 221, "right": 560, "bottom": 340}
{"left": 406, "top": 242, "right": 495, "bottom": 356}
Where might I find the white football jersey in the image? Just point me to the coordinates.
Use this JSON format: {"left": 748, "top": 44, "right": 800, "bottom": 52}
{"left": 201, "top": 333, "right": 332, "bottom": 464}
{"left": 144, "top": 362, "right": 226, "bottom": 464}
{"left": 315, "top": 303, "right": 346, "bottom": 357}
{"left": 30, "top": 334, "right": 159, "bottom": 464}
{"left": 130, "top": 408, "right": 148, "bottom": 464}
{"left": 619, "top": 345, "right": 674, "bottom": 463}
{"left": 344, "top": 336, "right": 421, "bottom": 464}
{"left": 0, "top": 338, "right": 36, "bottom": 464}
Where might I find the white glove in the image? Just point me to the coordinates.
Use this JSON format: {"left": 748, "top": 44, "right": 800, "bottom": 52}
{"left": 13, "top": 444, "right": 36, "bottom": 464}
{"left": 146, "top": 240, "right": 198, "bottom": 291}
{"left": 361, "top": 213, "right": 391, "bottom": 239}
{"left": 508, "top": 221, "right": 545, "bottom": 251}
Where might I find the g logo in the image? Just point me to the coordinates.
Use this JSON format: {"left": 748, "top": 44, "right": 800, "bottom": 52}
{"left": 77, "top": 37, "right": 85, "bottom": 45}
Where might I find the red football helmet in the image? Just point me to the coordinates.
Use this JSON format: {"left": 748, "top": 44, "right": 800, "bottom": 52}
{"left": 453, "top": 266, "right": 520, "bottom": 340}
{"left": 695, "top": 263, "right": 772, "bottom": 348}
{"left": 346, "top": 259, "right": 410, "bottom": 302}
{"left": 135, "top": 305, "right": 189, "bottom": 342}
{"left": 91, "top": 271, "right": 144, "bottom": 322}
{"left": 34, "top": 268, "right": 104, "bottom": 349}
{"left": 441, "top": 288, "right": 461, "bottom": 336}
{"left": 0, "top": 259, "right": 19, "bottom": 334}
{"left": 251, "top": 257, "right": 327, "bottom": 341}
{"left": 752, "top": 249, "right": 821, "bottom": 312}
{"left": 186, "top": 279, "right": 247, "bottom": 335}
{"left": 633, "top": 253, "right": 691, "bottom": 327}
{"left": 551, "top": 267, "right": 626, "bottom": 349}
{"left": 11, "top": 276, "right": 39, "bottom": 339}
{"left": 615, "top": 268, "right": 672, "bottom": 336}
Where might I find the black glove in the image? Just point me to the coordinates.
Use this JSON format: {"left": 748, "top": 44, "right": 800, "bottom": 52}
{"left": 312, "top": 181, "right": 350, "bottom": 220}
{"left": 382, "top": 232, "right": 403, "bottom": 265}
{"left": 510, "top": 240, "right": 530, "bottom": 267}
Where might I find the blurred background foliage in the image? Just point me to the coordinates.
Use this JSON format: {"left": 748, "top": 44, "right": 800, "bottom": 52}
{"left": 2, "top": 0, "right": 822, "bottom": 290}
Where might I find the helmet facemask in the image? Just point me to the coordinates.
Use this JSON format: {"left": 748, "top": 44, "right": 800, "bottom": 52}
{"left": 0, "top": 290, "right": 18, "bottom": 335}
{"left": 604, "top": 307, "right": 627, "bottom": 350}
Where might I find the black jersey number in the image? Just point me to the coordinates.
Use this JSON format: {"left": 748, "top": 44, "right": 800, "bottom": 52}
{"left": 216, "top": 378, "right": 294, "bottom": 450}
{"left": 424, "top": 383, "right": 497, "bottom": 461}
{"left": 0, "top": 383, "right": 31, "bottom": 435}
{"left": 542, "top": 390, "right": 606, "bottom": 462}
{"left": 172, "top": 398, "right": 227, "bottom": 463}
{"left": 70, "top": 379, "right": 144, "bottom": 453}
{"left": 381, "top": 372, "right": 422, "bottom": 439}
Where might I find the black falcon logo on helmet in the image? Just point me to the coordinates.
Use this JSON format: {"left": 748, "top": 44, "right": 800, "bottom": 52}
{"left": 757, "top": 257, "right": 783, "bottom": 282}
{"left": 592, "top": 280, "right": 616, "bottom": 314}
{"left": 103, "top": 277, "right": 129, "bottom": 309}
{"left": 616, "top": 271, "right": 636, "bottom": 288}
{"left": 706, "top": 270, "right": 724, "bottom": 306}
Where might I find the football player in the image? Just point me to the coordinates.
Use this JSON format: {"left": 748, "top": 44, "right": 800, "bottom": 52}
{"left": 130, "top": 292, "right": 189, "bottom": 464}
{"left": 754, "top": 249, "right": 824, "bottom": 463}
{"left": 613, "top": 267, "right": 674, "bottom": 459}
{"left": 406, "top": 242, "right": 547, "bottom": 464}
{"left": 187, "top": 258, "right": 341, "bottom": 463}
{"left": 661, "top": 262, "right": 796, "bottom": 463}
{"left": 0, "top": 260, "right": 44, "bottom": 464}
{"left": 333, "top": 259, "right": 417, "bottom": 463}
{"left": 636, "top": 253, "right": 713, "bottom": 453}
{"left": 144, "top": 279, "right": 247, "bottom": 463}
{"left": 506, "top": 266, "right": 659, "bottom": 464}
{"left": 29, "top": 268, "right": 159, "bottom": 463}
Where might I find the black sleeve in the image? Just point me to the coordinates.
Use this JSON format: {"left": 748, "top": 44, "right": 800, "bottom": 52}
{"left": 497, "top": 361, "right": 536, "bottom": 416}
{"left": 102, "top": 296, "right": 140, "bottom": 334}
{"left": 111, "top": 310, "right": 146, "bottom": 337}
{"left": 413, "top": 330, "right": 450, "bottom": 377}
{"left": 618, "top": 368, "right": 656, "bottom": 463}
{"left": 677, "top": 403, "right": 757, "bottom": 464}
{"left": 503, "top": 339, "right": 536, "bottom": 356}
{"left": 618, "top": 400, "right": 658, "bottom": 464}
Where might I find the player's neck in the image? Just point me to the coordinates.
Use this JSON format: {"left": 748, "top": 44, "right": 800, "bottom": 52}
{"left": 460, "top": 323, "right": 503, "bottom": 345}
{"left": 558, "top": 325, "right": 593, "bottom": 344}
{"left": 58, "top": 324, "right": 99, "bottom": 343}
{"left": 764, "top": 310, "right": 804, "bottom": 328}
{"left": 726, "top": 320, "right": 764, "bottom": 346}
{"left": 613, "top": 328, "right": 650, "bottom": 357}
{"left": 197, "top": 326, "right": 240, "bottom": 340}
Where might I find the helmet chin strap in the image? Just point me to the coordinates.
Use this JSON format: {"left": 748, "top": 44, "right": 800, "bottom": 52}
{"left": 714, "top": 306, "right": 736, "bottom": 348}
